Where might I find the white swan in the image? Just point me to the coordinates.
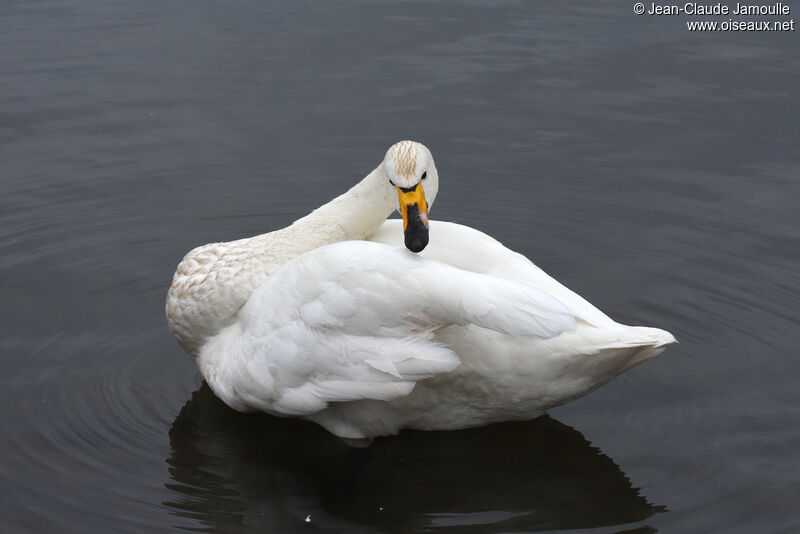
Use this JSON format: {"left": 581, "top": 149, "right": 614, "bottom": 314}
{"left": 166, "top": 140, "right": 675, "bottom": 440}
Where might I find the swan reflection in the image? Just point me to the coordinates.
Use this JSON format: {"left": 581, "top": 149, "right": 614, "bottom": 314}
{"left": 164, "top": 385, "right": 663, "bottom": 532}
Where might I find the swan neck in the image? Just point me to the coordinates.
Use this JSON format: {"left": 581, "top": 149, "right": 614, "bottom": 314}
{"left": 290, "top": 165, "right": 395, "bottom": 243}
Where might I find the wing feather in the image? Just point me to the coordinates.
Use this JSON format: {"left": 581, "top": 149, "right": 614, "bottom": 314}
{"left": 201, "top": 241, "right": 576, "bottom": 417}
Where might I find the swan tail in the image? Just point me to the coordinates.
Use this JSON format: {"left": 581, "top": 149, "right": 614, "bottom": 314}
{"left": 593, "top": 325, "right": 676, "bottom": 371}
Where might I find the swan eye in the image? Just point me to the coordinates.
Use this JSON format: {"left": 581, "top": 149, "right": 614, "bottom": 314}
{"left": 421, "top": 171, "right": 427, "bottom": 180}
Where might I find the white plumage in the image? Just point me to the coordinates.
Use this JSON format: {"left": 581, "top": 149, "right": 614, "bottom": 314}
{"left": 167, "top": 141, "right": 675, "bottom": 440}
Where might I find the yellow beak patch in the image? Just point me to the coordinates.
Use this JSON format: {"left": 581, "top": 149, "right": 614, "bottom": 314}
{"left": 397, "top": 184, "right": 428, "bottom": 231}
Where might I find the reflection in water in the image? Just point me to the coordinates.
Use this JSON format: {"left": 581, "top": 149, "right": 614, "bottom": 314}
{"left": 165, "top": 385, "right": 662, "bottom": 532}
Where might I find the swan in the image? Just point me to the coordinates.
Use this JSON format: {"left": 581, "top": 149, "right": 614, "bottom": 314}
{"left": 166, "top": 140, "right": 675, "bottom": 440}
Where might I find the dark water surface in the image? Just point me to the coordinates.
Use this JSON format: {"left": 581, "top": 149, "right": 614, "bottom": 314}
{"left": 2, "top": 1, "right": 799, "bottom": 532}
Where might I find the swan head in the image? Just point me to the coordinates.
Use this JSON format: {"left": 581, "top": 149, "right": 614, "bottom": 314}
{"left": 382, "top": 141, "right": 439, "bottom": 253}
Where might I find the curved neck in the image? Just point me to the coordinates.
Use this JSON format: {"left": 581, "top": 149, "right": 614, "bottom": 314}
{"left": 293, "top": 165, "right": 395, "bottom": 242}
{"left": 167, "top": 164, "right": 396, "bottom": 356}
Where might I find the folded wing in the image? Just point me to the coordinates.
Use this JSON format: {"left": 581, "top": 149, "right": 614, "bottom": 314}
{"left": 200, "top": 241, "right": 576, "bottom": 416}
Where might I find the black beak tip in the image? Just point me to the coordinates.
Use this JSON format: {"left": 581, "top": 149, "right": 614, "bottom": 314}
{"left": 403, "top": 203, "right": 429, "bottom": 253}
{"left": 405, "top": 232, "right": 429, "bottom": 253}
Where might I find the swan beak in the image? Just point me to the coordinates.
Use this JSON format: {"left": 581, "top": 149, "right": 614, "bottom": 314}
{"left": 397, "top": 184, "right": 429, "bottom": 253}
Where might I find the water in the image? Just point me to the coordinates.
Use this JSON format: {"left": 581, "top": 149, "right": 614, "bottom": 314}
{"left": 1, "top": 1, "right": 799, "bottom": 532}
